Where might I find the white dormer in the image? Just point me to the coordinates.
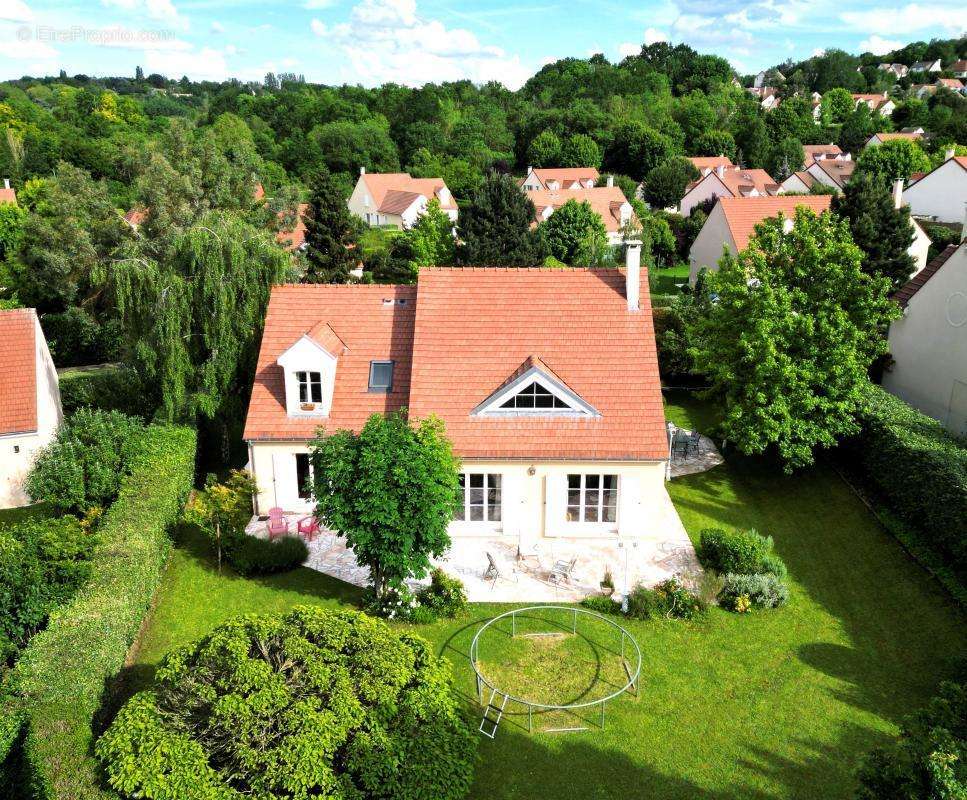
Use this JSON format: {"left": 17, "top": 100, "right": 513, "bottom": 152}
{"left": 276, "top": 322, "right": 346, "bottom": 418}
{"left": 437, "top": 186, "right": 451, "bottom": 205}
{"left": 619, "top": 201, "right": 632, "bottom": 226}
{"left": 547, "top": 179, "right": 560, "bottom": 190}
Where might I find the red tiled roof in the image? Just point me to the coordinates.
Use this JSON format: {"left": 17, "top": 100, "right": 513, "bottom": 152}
{"left": 276, "top": 203, "right": 308, "bottom": 251}
{"left": 379, "top": 189, "right": 422, "bottom": 215}
{"left": 359, "top": 173, "right": 457, "bottom": 212}
{"left": 124, "top": 207, "right": 147, "bottom": 227}
{"left": 686, "top": 168, "right": 779, "bottom": 200}
{"left": 0, "top": 309, "right": 38, "bottom": 435}
{"left": 0, "top": 187, "right": 16, "bottom": 205}
{"left": 802, "top": 143, "right": 843, "bottom": 165}
{"left": 526, "top": 186, "right": 633, "bottom": 232}
{"left": 718, "top": 195, "right": 834, "bottom": 252}
{"left": 408, "top": 268, "right": 667, "bottom": 461}
{"left": 520, "top": 168, "right": 600, "bottom": 189}
{"left": 687, "top": 156, "right": 734, "bottom": 172}
{"left": 812, "top": 158, "right": 856, "bottom": 188}
{"left": 893, "top": 243, "right": 961, "bottom": 307}
{"left": 244, "top": 284, "right": 417, "bottom": 441}
{"left": 936, "top": 78, "right": 964, "bottom": 89}
{"left": 306, "top": 321, "right": 347, "bottom": 356}
{"left": 785, "top": 171, "right": 818, "bottom": 190}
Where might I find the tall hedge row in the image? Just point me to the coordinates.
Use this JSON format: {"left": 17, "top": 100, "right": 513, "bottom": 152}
{"left": 1, "top": 424, "right": 196, "bottom": 799}
{"left": 845, "top": 386, "right": 967, "bottom": 582}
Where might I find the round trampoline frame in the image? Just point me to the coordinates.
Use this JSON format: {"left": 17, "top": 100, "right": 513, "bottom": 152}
{"left": 470, "top": 605, "right": 642, "bottom": 735}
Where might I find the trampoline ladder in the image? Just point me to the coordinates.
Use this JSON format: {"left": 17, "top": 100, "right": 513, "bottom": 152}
{"left": 479, "top": 688, "right": 508, "bottom": 739}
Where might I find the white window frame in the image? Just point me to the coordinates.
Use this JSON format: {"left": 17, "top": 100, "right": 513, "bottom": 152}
{"left": 453, "top": 472, "right": 502, "bottom": 530}
{"left": 472, "top": 366, "right": 599, "bottom": 418}
{"left": 295, "top": 452, "right": 314, "bottom": 501}
{"left": 296, "top": 370, "right": 323, "bottom": 404}
{"left": 565, "top": 473, "right": 618, "bottom": 529}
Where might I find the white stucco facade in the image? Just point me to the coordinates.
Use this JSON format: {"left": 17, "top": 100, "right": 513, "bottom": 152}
{"left": 688, "top": 203, "right": 734, "bottom": 284}
{"left": 679, "top": 173, "right": 732, "bottom": 218}
{"left": 902, "top": 158, "right": 967, "bottom": 223}
{"left": 883, "top": 243, "right": 967, "bottom": 436}
{"left": 1, "top": 314, "right": 63, "bottom": 508}
{"left": 909, "top": 219, "right": 932, "bottom": 274}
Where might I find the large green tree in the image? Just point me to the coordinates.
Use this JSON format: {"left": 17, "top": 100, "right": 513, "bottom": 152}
{"left": 831, "top": 171, "right": 917, "bottom": 290}
{"left": 854, "top": 139, "right": 932, "bottom": 190}
{"left": 311, "top": 412, "right": 460, "bottom": 599}
{"left": 540, "top": 198, "right": 609, "bottom": 264}
{"left": 689, "top": 207, "right": 899, "bottom": 470}
{"left": 407, "top": 198, "right": 455, "bottom": 267}
{"left": 456, "top": 172, "right": 546, "bottom": 266}
{"left": 642, "top": 157, "right": 700, "bottom": 210}
{"left": 302, "top": 168, "right": 360, "bottom": 284}
{"left": 607, "top": 122, "right": 676, "bottom": 180}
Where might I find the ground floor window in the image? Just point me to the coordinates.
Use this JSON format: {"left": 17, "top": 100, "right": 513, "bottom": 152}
{"left": 454, "top": 473, "right": 501, "bottom": 522}
{"left": 295, "top": 453, "right": 312, "bottom": 500}
{"left": 566, "top": 474, "right": 617, "bottom": 523}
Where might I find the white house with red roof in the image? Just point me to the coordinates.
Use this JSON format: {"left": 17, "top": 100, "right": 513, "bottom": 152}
{"left": 804, "top": 158, "right": 856, "bottom": 192}
{"left": 902, "top": 154, "right": 967, "bottom": 223}
{"left": 0, "top": 309, "right": 62, "bottom": 508}
{"left": 524, "top": 182, "right": 635, "bottom": 245}
{"left": 519, "top": 167, "right": 599, "bottom": 191}
{"left": 243, "top": 248, "right": 695, "bottom": 595}
{"left": 883, "top": 240, "right": 967, "bottom": 436}
{"left": 347, "top": 169, "right": 457, "bottom": 230}
{"left": 685, "top": 156, "right": 734, "bottom": 177}
{"left": 865, "top": 131, "right": 923, "bottom": 148}
{"left": 679, "top": 166, "right": 779, "bottom": 218}
{"left": 851, "top": 93, "right": 895, "bottom": 117}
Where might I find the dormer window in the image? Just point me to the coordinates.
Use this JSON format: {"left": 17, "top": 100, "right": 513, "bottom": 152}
{"left": 499, "top": 382, "right": 574, "bottom": 411}
{"left": 368, "top": 361, "right": 394, "bottom": 392}
{"left": 297, "top": 371, "right": 323, "bottom": 404}
{"left": 472, "top": 357, "right": 600, "bottom": 418}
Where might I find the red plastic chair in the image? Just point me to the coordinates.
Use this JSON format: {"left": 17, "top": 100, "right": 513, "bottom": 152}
{"left": 297, "top": 516, "right": 320, "bottom": 541}
{"left": 267, "top": 507, "right": 289, "bottom": 540}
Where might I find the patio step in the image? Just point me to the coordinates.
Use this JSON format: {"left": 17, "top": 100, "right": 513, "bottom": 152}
{"left": 479, "top": 689, "right": 508, "bottom": 739}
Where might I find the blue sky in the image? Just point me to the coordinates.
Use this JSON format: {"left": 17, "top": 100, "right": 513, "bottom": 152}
{"left": 1, "top": 0, "right": 964, "bottom": 88}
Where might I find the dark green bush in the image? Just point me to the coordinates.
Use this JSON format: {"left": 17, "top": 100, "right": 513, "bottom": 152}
{"left": 580, "top": 595, "right": 624, "bottom": 615}
{"left": 96, "top": 607, "right": 477, "bottom": 800}
{"left": 699, "top": 527, "right": 778, "bottom": 575}
{"left": 25, "top": 408, "right": 144, "bottom": 513}
{"left": 417, "top": 568, "right": 467, "bottom": 618}
{"left": 59, "top": 365, "right": 158, "bottom": 419}
{"left": 40, "top": 307, "right": 121, "bottom": 368}
{"left": 760, "top": 552, "right": 788, "bottom": 581}
{"left": 843, "top": 386, "right": 967, "bottom": 582}
{"left": 627, "top": 578, "right": 705, "bottom": 620}
{"left": 856, "top": 680, "right": 965, "bottom": 799}
{"left": 2, "top": 424, "right": 195, "bottom": 796}
{"left": 224, "top": 532, "right": 308, "bottom": 576}
{"left": 719, "top": 573, "right": 790, "bottom": 610}
{"left": 0, "top": 516, "right": 93, "bottom": 664}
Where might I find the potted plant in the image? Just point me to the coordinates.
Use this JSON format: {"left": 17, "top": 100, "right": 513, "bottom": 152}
{"left": 600, "top": 568, "right": 614, "bottom": 596}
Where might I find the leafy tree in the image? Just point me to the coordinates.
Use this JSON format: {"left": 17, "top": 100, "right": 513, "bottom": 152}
{"left": 732, "top": 111, "right": 771, "bottom": 169}
{"left": 560, "top": 133, "right": 602, "bottom": 168}
{"left": 407, "top": 198, "right": 455, "bottom": 267}
{"left": 639, "top": 208, "right": 677, "bottom": 267}
{"left": 820, "top": 87, "right": 855, "bottom": 125}
{"left": 311, "top": 411, "right": 459, "bottom": 599}
{"left": 308, "top": 119, "right": 399, "bottom": 177}
{"left": 832, "top": 171, "right": 916, "bottom": 290}
{"left": 97, "top": 607, "right": 476, "bottom": 800}
{"left": 766, "top": 137, "right": 804, "bottom": 182}
{"left": 607, "top": 121, "right": 676, "bottom": 180}
{"left": 186, "top": 470, "right": 258, "bottom": 573}
{"left": 540, "top": 198, "right": 609, "bottom": 264}
{"left": 26, "top": 408, "right": 143, "bottom": 513}
{"left": 0, "top": 201, "right": 25, "bottom": 262}
{"left": 456, "top": 172, "right": 546, "bottom": 266}
{"left": 693, "top": 130, "right": 737, "bottom": 161}
{"left": 839, "top": 104, "right": 887, "bottom": 154}
{"left": 526, "top": 130, "right": 562, "bottom": 167}
{"left": 642, "top": 157, "right": 700, "bottom": 210}
{"left": 689, "top": 207, "right": 899, "bottom": 471}
{"left": 302, "top": 170, "right": 360, "bottom": 284}
{"left": 854, "top": 138, "right": 932, "bottom": 190}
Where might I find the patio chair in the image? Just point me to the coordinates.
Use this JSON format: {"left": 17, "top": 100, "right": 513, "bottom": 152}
{"left": 549, "top": 557, "right": 578, "bottom": 585}
{"left": 484, "top": 551, "right": 502, "bottom": 585}
{"left": 267, "top": 507, "right": 289, "bottom": 540}
{"left": 686, "top": 430, "right": 702, "bottom": 457}
{"left": 672, "top": 430, "right": 689, "bottom": 461}
{"left": 297, "top": 515, "right": 321, "bottom": 542}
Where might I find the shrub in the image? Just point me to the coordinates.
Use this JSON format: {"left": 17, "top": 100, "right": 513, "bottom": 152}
{"left": 59, "top": 365, "right": 157, "bottom": 419}
{"left": 96, "top": 607, "right": 477, "bottom": 800}
{"left": 627, "top": 578, "right": 705, "bottom": 620}
{"left": 842, "top": 386, "right": 967, "bottom": 583}
{"left": 760, "top": 552, "right": 788, "bottom": 581}
{"left": 417, "top": 568, "right": 467, "bottom": 618}
{"left": 581, "top": 595, "right": 624, "bottom": 616}
{"left": 40, "top": 307, "right": 122, "bottom": 368}
{"left": 364, "top": 580, "right": 418, "bottom": 621}
{"left": 855, "top": 680, "right": 965, "bottom": 799}
{"left": 699, "top": 527, "right": 777, "bottom": 575}
{"left": 0, "top": 516, "right": 93, "bottom": 663}
{"left": 1, "top": 425, "right": 195, "bottom": 795}
{"left": 719, "top": 573, "right": 790, "bottom": 610}
{"left": 224, "top": 533, "right": 308, "bottom": 576}
{"left": 25, "top": 408, "right": 144, "bottom": 514}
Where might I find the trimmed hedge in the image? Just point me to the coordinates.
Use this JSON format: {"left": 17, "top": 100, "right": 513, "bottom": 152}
{"left": 844, "top": 387, "right": 967, "bottom": 583}
{"left": 2, "top": 424, "right": 196, "bottom": 798}
{"left": 225, "top": 533, "right": 309, "bottom": 576}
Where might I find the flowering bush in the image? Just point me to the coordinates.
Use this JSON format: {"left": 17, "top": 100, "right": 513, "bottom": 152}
{"left": 364, "top": 580, "right": 418, "bottom": 620}
{"left": 416, "top": 568, "right": 467, "bottom": 618}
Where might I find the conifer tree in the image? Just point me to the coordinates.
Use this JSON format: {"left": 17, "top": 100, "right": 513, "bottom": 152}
{"left": 302, "top": 168, "right": 359, "bottom": 284}
{"left": 456, "top": 172, "right": 546, "bottom": 266}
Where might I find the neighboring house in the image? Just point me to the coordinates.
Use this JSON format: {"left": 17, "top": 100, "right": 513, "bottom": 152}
{"left": 804, "top": 158, "right": 856, "bottom": 191}
{"left": 243, "top": 248, "right": 688, "bottom": 562}
{"left": 0, "top": 309, "right": 63, "bottom": 508}
{"left": 0, "top": 179, "right": 16, "bottom": 205}
{"left": 519, "top": 167, "right": 599, "bottom": 191}
{"left": 686, "top": 156, "right": 735, "bottom": 177}
{"left": 883, "top": 240, "right": 967, "bottom": 436}
{"left": 935, "top": 77, "right": 966, "bottom": 93}
{"left": 887, "top": 178, "right": 933, "bottom": 274}
{"left": 748, "top": 87, "right": 780, "bottom": 110}
{"left": 878, "top": 63, "right": 909, "bottom": 78}
{"left": 275, "top": 203, "right": 309, "bottom": 252}
{"left": 123, "top": 207, "right": 147, "bottom": 229}
{"left": 902, "top": 154, "right": 967, "bottom": 223}
{"left": 679, "top": 166, "right": 779, "bottom": 218}
{"left": 526, "top": 184, "right": 634, "bottom": 245}
{"left": 851, "top": 93, "right": 895, "bottom": 116}
{"left": 802, "top": 143, "right": 847, "bottom": 167}
{"left": 865, "top": 131, "right": 923, "bottom": 148}
{"left": 912, "top": 83, "right": 937, "bottom": 99}
{"left": 347, "top": 169, "right": 458, "bottom": 230}
{"left": 911, "top": 59, "right": 942, "bottom": 73}
{"left": 778, "top": 171, "right": 818, "bottom": 194}
{"left": 687, "top": 195, "right": 833, "bottom": 285}
{"left": 753, "top": 69, "right": 784, "bottom": 88}
{"left": 951, "top": 60, "right": 967, "bottom": 79}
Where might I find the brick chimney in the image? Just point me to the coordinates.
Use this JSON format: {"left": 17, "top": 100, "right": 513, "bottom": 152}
{"left": 360, "top": 166, "right": 366, "bottom": 175}
{"left": 606, "top": 175, "right": 614, "bottom": 187}
{"left": 625, "top": 241, "right": 642, "bottom": 313}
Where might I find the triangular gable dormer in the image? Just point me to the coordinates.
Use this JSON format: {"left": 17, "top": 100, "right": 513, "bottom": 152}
{"left": 277, "top": 322, "right": 347, "bottom": 417}
{"left": 471, "top": 356, "right": 600, "bottom": 418}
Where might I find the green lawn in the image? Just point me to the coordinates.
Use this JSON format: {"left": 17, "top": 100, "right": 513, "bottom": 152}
{"left": 651, "top": 262, "right": 691, "bottom": 296}
{"left": 127, "top": 392, "right": 965, "bottom": 800}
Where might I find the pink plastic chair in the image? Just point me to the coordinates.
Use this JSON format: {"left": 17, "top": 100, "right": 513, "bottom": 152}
{"left": 297, "top": 516, "right": 320, "bottom": 541}
{"left": 267, "top": 507, "right": 289, "bottom": 540}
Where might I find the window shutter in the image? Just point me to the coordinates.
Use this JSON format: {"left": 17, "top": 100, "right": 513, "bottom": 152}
{"left": 544, "top": 473, "right": 567, "bottom": 537}
{"left": 617, "top": 473, "right": 641, "bottom": 536}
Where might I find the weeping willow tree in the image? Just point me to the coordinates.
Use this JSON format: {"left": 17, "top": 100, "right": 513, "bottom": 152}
{"left": 100, "top": 212, "right": 288, "bottom": 431}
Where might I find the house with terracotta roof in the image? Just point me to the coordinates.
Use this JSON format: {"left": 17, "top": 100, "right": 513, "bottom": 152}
{"left": 778, "top": 171, "right": 818, "bottom": 194}
{"left": 685, "top": 156, "right": 734, "bottom": 177}
{"left": 801, "top": 143, "right": 847, "bottom": 167}
{"left": 883, "top": 240, "right": 967, "bottom": 436}
{"left": 935, "top": 77, "right": 966, "bottom": 93}
{"left": 519, "top": 167, "right": 599, "bottom": 191}
{"left": 748, "top": 86, "right": 780, "bottom": 110}
{"left": 347, "top": 169, "right": 458, "bottom": 230}
{"left": 902, "top": 153, "right": 967, "bottom": 223}
{"left": 243, "top": 247, "right": 693, "bottom": 592}
{"left": 865, "top": 131, "right": 924, "bottom": 148}
{"left": 0, "top": 309, "right": 62, "bottom": 508}
{"left": 525, "top": 183, "right": 635, "bottom": 245}
{"left": 878, "top": 63, "right": 909, "bottom": 78}
{"left": 679, "top": 165, "right": 779, "bottom": 218}
{"left": 911, "top": 59, "right": 942, "bottom": 74}
{"left": 687, "top": 195, "right": 833, "bottom": 285}
{"left": 0, "top": 179, "right": 16, "bottom": 205}
{"left": 852, "top": 93, "right": 895, "bottom": 117}
{"left": 804, "top": 158, "right": 856, "bottom": 192}
{"left": 951, "top": 60, "right": 967, "bottom": 79}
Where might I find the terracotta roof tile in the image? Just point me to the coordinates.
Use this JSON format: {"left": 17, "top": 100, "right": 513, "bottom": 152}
{"left": 718, "top": 195, "right": 834, "bottom": 252}
{"left": 520, "top": 168, "right": 600, "bottom": 189}
{"left": 893, "top": 243, "right": 962, "bottom": 307}
{"left": 359, "top": 172, "right": 456, "bottom": 211}
{"left": 276, "top": 203, "right": 308, "bottom": 251}
{"left": 813, "top": 158, "right": 856, "bottom": 188}
{"left": 0, "top": 309, "right": 38, "bottom": 435}
{"left": 0, "top": 187, "right": 17, "bottom": 205}
{"left": 687, "top": 156, "right": 734, "bottom": 172}
{"left": 306, "top": 321, "right": 348, "bottom": 356}
{"left": 525, "top": 186, "right": 633, "bottom": 232}
{"left": 379, "top": 189, "right": 422, "bottom": 215}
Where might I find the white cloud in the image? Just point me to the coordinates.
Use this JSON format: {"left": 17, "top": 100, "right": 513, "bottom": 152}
{"left": 617, "top": 42, "right": 639, "bottom": 57}
{"left": 812, "top": 47, "right": 826, "bottom": 57}
{"left": 102, "top": 0, "right": 188, "bottom": 29}
{"left": 644, "top": 27, "right": 667, "bottom": 44}
{"left": 144, "top": 46, "right": 227, "bottom": 80}
{"left": 304, "top": 0, "right": 336, "bottom": 7}
{"left": 0, "top": 0, "right": 34, "bottom": 22}
{"left": 859, "top": 34, "right": 903, "bottom": 53}
{"left": 310, "top": 18, "right": 328, "bottom": 35}
{"left": 0, "top": 38, "right": 57, "bottom": 60}
{"left": 210, "top": 20, "right": 224, "bottom": 33}
{"left": 840, "top": 4, "right": 966, "bottom": 34}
